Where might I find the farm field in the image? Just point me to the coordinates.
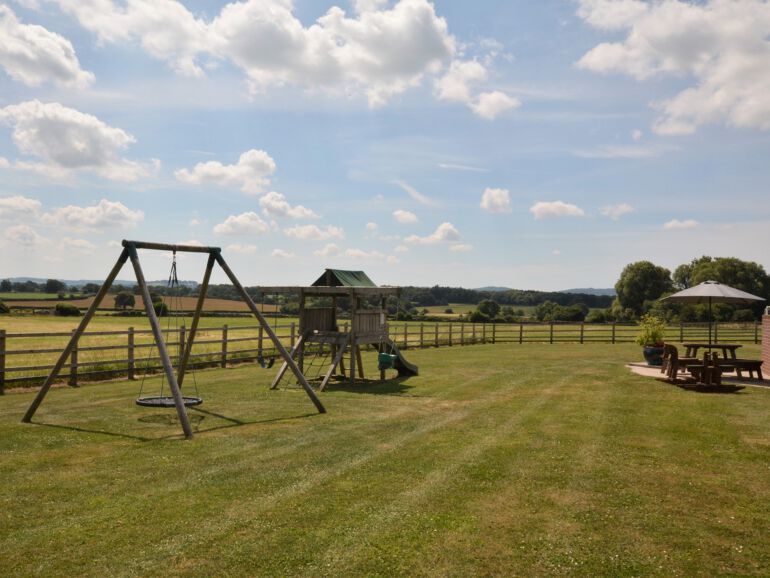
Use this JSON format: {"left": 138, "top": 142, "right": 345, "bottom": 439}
{"left": 3, "top": 295, "right": 273, "bottom": 312}
{"left": 1, "top": 342, "right": 769, "bottom": 576}
{"left": 0, "top": 293, "right": 84, "bottom": 300}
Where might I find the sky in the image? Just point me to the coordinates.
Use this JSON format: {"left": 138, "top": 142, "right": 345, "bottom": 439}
{"left": 1, "top": 0, "right": 769, "bottom": 290}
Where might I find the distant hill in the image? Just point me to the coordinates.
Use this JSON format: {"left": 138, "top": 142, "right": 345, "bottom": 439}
{"left": 560, "top": 288, "right": 616, "bottom": 297}
{"left": 475, "top": 286, "right": 513, "bottom": 292}
{"left": 6, "top": 277, "right": 199, "bottom": 289}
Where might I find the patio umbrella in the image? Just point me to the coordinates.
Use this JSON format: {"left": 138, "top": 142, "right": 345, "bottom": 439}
{"left": 659, "top": 280, "right": 765, "bottom": 348}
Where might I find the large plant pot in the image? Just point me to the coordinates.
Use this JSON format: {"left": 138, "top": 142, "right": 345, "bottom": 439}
{"left": 643, "top": 345, "right": 665, "bottom": 366}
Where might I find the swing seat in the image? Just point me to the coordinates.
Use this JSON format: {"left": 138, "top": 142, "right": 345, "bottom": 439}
{"left": 135, "top": 396, "right": 203, "bottom": 408}
{"left": 378, "top": 352, "right": 397, "bottom": 370}
{"left": 258, "top": 355, "right": 276, "bottom": 369}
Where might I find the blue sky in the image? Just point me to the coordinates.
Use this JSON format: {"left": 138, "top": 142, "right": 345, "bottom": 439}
{"left": 1, "top": 0, "right": 769, "bottom": 290}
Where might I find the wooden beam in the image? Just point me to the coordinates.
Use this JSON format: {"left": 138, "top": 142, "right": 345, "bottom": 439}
{"left": 256, "top": 286, "right": 400, "bottom": 297}
{"left": 214, "top": 252, "right": 326, "bottom": 414}
{"left": 177, "top": 251, "right": 215, "bottom": 388}
{"left": 122, "top": 239, "right": 220, "bottom": 254}
{"left": 319, "top": 334, "right": 351, "bottom": 391}
{"left": 128, "top": 245, "right": 194, "bottom": 439}
{"left": 270, "top": 334, "right": 305, "bottom": 390}
{"left": 22, "top": 248, "right": 130, "bottom": 424}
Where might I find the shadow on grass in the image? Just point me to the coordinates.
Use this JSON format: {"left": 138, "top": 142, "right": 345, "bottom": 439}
{"left": 27, "top": 408, "right": 321, "bottom": 442}
{"left": 676, "top": 384, "right": 747, "bottom": 394}
{"left": 320, "top": 375, "right": 420, "bottom": 396}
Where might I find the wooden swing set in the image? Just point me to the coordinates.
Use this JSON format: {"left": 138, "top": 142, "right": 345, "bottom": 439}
{"left": 21, "top": 240, "right": 325, "bottom": 439}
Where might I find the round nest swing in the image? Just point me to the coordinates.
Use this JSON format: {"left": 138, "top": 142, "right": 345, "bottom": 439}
{"left": 135, "top": 395, "right": 203, "bottom": 408}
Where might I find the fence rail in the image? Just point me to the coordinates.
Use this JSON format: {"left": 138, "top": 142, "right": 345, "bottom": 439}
{"left": 0, "top": 320, "right": 762, "bottom": 393}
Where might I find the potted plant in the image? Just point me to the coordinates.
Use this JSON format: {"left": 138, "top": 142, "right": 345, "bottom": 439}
{"left": 635, "top": 313, "right": 667, "bottom": 365}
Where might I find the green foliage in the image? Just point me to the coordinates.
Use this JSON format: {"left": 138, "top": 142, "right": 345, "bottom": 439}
{"left": 476, "top": 299, "right": 500, "bottom": 318}
{"left": 535, "top": 300, "right": 588, "bottom": 322}
{"left": 469, "top": 310, "right": 490, "bottom": 323}
{"left": 44, "top": 278, "right": 67, "bottom": 294}
{"left": 0, "top": 300, "right": 9, "bottom": 314}
{"left": 114, "top": 291, "right": 136, "bottom": 310}
{"left": 54, "top": 303, "right": 81, "bottom": 316}
{"left": 0, "top": 279, "right": 11, "bottom": 292}
{"left": 444, "top": 308, "right": 453, "bottom": 314}
{"left": 153, "top": 301, "right": 169, "bottom": 317}
{"left": 635, "top": 313, "right": 667, "bottom": 346}
{"left": 615, "top": 261, "right": 673, "bottom": 316}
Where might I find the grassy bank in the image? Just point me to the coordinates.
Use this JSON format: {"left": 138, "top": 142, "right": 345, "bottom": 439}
{"left": 1, "top": 343, "right": 769, "bottom": 576}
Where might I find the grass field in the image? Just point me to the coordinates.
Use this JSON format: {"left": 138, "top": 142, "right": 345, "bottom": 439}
{"left": 1, "top": 342, "right": 769, "bottom": 576}
{"left": 3, "top": 295, "right": 273, "bottom": 312}
{"left": 0, "top": 293, "right": 83, "bottom": 301}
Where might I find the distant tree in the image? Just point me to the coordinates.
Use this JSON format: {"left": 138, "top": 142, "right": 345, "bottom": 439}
{"left": 469, "top": 310, "right": 490, "bottom": 323}
{"left": 54, "top": 303, "right": 81, "bottom": 316}
{"left": 614, "top": 261, "right": 673, "bottom": 316}
{"left": 0, "top": 279, "right": 11, "bottom": 292}
{"left": 0, "top": 300, "right": 9, "bottom": 314}
{"left": 114, "top": 291, "right": 136, "bottom": 310}
{"left": 13, "top": 280, "right": 40, "bottom": 293}
{"left": 45, "top": 279, "right": 67, "bottom": 294}
{"left": 476, "top": 299, "right": 501, "bottom": 319}
{"left": 82, "top": 283, "right": 101, "bottom": 294}
{"left": 444, "top": 308, "right": 453, "bottom": 314}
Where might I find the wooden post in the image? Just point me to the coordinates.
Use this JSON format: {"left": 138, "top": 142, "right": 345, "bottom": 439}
{"left": 519, "top": 323, "right": 524, "bottom": 344}
{"left": 178, "top": 326, "right": 186, "bottom": 369}
{"left": 435, "top": 323, "right": 439, "bottom": 347}
{"left": 68, "top": 329, "right": 78, "bottom": 387}
{"left": 23, "top": 248, "right": 130, "bottom": 424}
{"left": 460, "top": 323, "right": 465, "bottom": 346}
{"left": 213, "top": 251, "right": 325, "bottom": 413}
{"left": 449, "top": 323, "right": 453, "bottom": 346}
{"left": 420, "top": 323, "right": 424, "bottom": 348}
{"left": 177, "top": 252, "right": 215, "bottom": 388}
{"left": 0, "top": 329, "right": 5, "bottom": 395}
{"left": 492, "top": 324, "right": 496, "bottom": 344}
{"left": 127, "top": 327, "right": 135, "bottom": 380}
{"left": 291, "top": 322, "right": 296, "bottom": 348}
{"left": 580, "top": 322, "right": 584, "bottom": 344}
{"left": 755, "top": 321, "right": 760, "bottom": 345}
{"left": 482, "top": 323, "right": 486, "bottom": 344}
{"left": 403, "top": 323, "right": 408, "bottom": 349}
{"left": 128, "top": 245, "right": 194, "bottom": 439}
{"left": 680, "top": 321, "right": 684, "bottom": 342}
{"left": 715, "top": 321, "right": 719, "bottom": 343}
{"left": 258, "top": 325, "right": 264, "bottom": 358}
{"left": 549, "top": 323, "right": 554, "bottom": 344}
{"left": 221, "top": 325, "right": 228, "bottom": 368}
{"left": 612, "top": 322, "right": 616, "bottom": 344}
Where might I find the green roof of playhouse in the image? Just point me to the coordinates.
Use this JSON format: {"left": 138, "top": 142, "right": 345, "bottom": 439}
{"left": 312, "top": 269, "right": 377, "bottom": 287}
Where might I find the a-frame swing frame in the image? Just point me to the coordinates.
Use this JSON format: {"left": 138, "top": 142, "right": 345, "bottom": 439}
{"left": 21, "top": 240, "right": 326, "bottom": 439}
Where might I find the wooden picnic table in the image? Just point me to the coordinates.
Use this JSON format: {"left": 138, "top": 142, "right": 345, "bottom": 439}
{"left": 682, "top": 343, "right": 741, "bottom": 359}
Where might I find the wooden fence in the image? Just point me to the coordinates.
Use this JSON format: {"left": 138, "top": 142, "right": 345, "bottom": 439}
{"left": 0, "top": 320, "right": 762, "bottom": 393}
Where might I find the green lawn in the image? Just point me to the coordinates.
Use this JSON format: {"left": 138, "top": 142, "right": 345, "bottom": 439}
{"left": 1, "top": 342, "right": 769, "bottom": 576}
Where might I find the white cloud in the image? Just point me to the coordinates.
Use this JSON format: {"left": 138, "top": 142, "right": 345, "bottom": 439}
{"left": 52, "top": 0, "right": 208, "bottom": 77}
{"left": 438, "top": 162, "right": 487, "bottom": 172}
{"left": 0, "top": 100, "right": 156, "bottom": 181}
{"left": 5, "top": 224, "right": 47, "bottom": 247}
{"left": 213, "top": 212, "right": 270, "bottom": 235}
{"left": 435, "top": 59, "right": 487, "bottom": 103}
{"left": 393, "top": 209, "right": 418, "bottom": 224}
{"left": 0, "top": 195, "right": 41, "bottom": 218}
{"left": 284, "top": 224, "right": 344, "bottom": 240}
{"left": 435, "top": 59, "right": 519, "bottom": 119}
{"left": 211, "top": 0, "right": 454, "bottom": 107}
{"left": 41, "top": 199, "right": 144, "bottom": 231}
{"left": 365, "top": 222, "right": 378, "bottom": 232}
{"left": 405, "top": 222, "right": 460, "bottom": 245}
{"left": 345, "top": 248, "right": 385, "bottom": 260}
{"left": 226, "top": 243, "right": 258, "bottom": 255}
{"left": 571, "top": 145, "right": 665, "bottom": 159}
{"left": 450, "top": 243, "right": 473, "bottom": 252}
{"left": 392, "top": 179, "right": 438, "bottom": 206}
{"left": 259, "top": 191, "right": 318, "bottom": 219}
{"left": 394, "top": 244, "right": 409, "bottom": 253}
{"left": 530, "top": 201, "right": 585, "bottom": 219}
{"left": 0, "top": 5, "right": 94, "bottom": 88}
{"left": 664, "top": 219, "right": 699, "bottom": 230}
{"left": 470, "top": 91, "right": 520, "bottom": 120}
{"left": 314, "top": 243, "right": 340, "bottom": 257}
{"left": 600, "top": 203, "right": 634, "bottom": 220}
{"left": 552, "top": 249, "right": 561, "bottom": 256}
{"left": 189, "top": 218, "right": 201, "bottom": 227}
{"left": 175, "top": 149, "right": 276, "bottom": 194}
{"left": 271, "top": 248, "right": 295, "bottom": 259}
{"left": 577, "top": 0, "right": 770, "bottom": 134}
{"left": 631, "top": 129, "right": 643, "bottom": 141}
{"left": 480, "top": 187, "right": 511, "bottom": 213}
{"left": 61, "top": 237, "right": 97, "bottom": 254}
